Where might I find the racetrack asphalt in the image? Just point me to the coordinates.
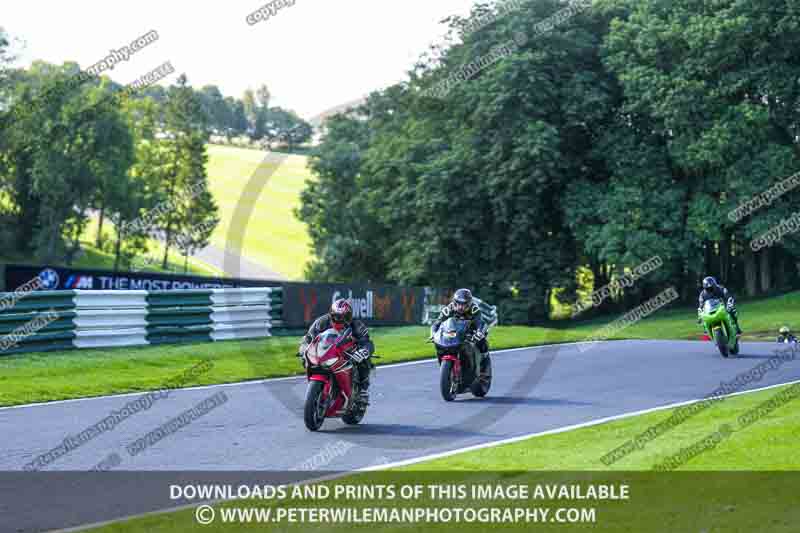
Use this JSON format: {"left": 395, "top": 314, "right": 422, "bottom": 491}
{"left": 1, "top": 340, "right": 798, "bottom": 532}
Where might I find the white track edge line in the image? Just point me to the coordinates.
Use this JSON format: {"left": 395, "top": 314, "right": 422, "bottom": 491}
{"left": 357, "top": 377, "right": 800, "bottom": 471}
{"left": 47, "top": 376, "right": 800, "bottom": 533}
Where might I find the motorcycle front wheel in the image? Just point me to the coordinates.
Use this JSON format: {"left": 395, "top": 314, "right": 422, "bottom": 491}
{"left": 304, "top": 380, "right": 327, "bottom": 431}
{"left": 440, "top": 359, "right": 458, "bottom": 402}
{"left": 714, "top": 328, "right": 730, "bottom": 358}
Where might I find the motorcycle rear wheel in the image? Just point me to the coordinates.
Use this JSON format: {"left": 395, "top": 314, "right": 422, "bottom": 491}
{"left": 730, "top": 336, "right": 740, "bottom": 356}
{"left": 343, "top": 387, "right": 367, "bottom": 425}
{"left": 440, "top": 360, "right": 458, "bottom": 402}
{"left": 343, "top": 405, "right": 366, "bottom": 425}
{"left": 304, "top": 380, "right": 327, "bottom": 431}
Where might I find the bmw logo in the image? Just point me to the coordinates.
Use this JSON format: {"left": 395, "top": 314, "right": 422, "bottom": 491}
{"left": 38, "top": 269, "right": 60, "bottom": 290}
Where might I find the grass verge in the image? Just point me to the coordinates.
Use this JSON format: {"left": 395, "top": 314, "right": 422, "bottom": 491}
{"left": 83, "top": 384, "right": 800, "bottom": 533}
{"left": 0, "top": 238, "right": 220, "bottom": 278}
{"left": 407, "top": 382, "right": 800, "bottom": 471}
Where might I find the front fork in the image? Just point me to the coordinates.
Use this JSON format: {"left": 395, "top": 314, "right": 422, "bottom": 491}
{"left": 309, "top": 374, "right": 333, "bottom": 410}
{"left": 441, "top": 354, "right": 461, "bottom": 381}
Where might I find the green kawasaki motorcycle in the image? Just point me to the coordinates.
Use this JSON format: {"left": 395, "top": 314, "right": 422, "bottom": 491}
{"left": 699, "top": 298, "right": 740, "bottom": 358}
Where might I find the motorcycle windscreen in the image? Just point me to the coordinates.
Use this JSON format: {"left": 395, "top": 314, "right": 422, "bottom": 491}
{"left": 704, "top": 299, "right": 722, "bottom": 314}
{"left": 315, "top": 329, "right": 340, "bottom": 358}
{"left": 435, "top": 318, "right": 468, "bottom": 348}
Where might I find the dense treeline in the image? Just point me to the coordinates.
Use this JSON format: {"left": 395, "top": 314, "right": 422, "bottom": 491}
{"left": 0, "top": 30, "right": 310, "bottom": 270}
{"left": 299, "top": 0, "right": 800, "bottom": 323}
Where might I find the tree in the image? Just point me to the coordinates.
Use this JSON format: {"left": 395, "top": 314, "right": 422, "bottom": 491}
{"left": 224, "top": 96, "right": 248, "bottom": 138}
{"left": 158, "top": 74, "right": 218, "bottom": 269}
{"left": 176, "top": 189, "right": 219, "bottom": 273}
{"left": 300, "top": 0, "right": 610, "bottom": 321}
{"left": 0, "top": 27, "right": 12, "bottom": 90}
{"left": 242, "top": 85, "right": 272, "bottom": 140}
{"left": 299, "top": 110, "right": 388, "bottom": 282}
{"left": 264, "top": 107, "right": 312, "bottom": 151}
{"left": 198, "top": 85, "right": 230, "bottom": 134}
{"left": 0, "top": 63, "right": 131, "bottom": 261}
{"left": 242, "top": 88, "right": 258, "bottom": 137}
{"left": 110, "top": 96, "right": 166, "bottom": 270}
{"left": 603, "top": 0, "right": 800, "bottom": 297}
{"left": 72, "top": 84, "right": 136, "bottom": 263}
{"left": 256, "top": 84, "right": 271, "bottom": 110}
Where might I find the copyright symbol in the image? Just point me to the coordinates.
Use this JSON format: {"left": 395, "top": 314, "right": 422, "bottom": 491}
{"left": 196, "top": 505, "right": 215, "bottom": 525}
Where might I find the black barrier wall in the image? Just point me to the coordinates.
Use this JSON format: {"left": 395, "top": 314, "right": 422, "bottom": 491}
{"left": 282, "top": 283, "right": 425, "bottom": 327}
{"left": 5, "top": 265, "right": 446, "bottom": 328}
{"left": 5, "top": 264, "right": 280, "bottom": 292}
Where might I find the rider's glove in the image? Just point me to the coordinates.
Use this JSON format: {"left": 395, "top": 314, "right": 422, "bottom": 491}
{"left": 350, "top": 347, "right": 370, "bottom": 363}
{"left": 473, "top": 329, "right": 486, "bottom": 342}
{"left": 726, "top": 298, "right": 735, "bottom": 312}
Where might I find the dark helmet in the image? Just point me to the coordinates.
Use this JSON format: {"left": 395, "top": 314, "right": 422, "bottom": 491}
{"left": 780, "top": 326, "right": 791, "bottom": 336}
{"left": 702, "top": 276, "right": 718, "bottom": 290}
{"left": 330, "top": 299, "right": 353, "bottom": 330}
{"left": 452, "top": 288, "right": 473, "bottom": 314}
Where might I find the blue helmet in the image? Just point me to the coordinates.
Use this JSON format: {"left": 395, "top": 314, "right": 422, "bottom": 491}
{"left": 452, "top": 288, "right": 473, "bottom": 314}
{"left": 702, "top": 276, "right": 718, "bottom": 290}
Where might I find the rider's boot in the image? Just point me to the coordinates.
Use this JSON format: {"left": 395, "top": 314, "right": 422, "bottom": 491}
{"left": 732, "top": 313, "right": 743, "bottom": 336}
{"left": 358, "top": 382, "right": 370, "bottom": 405}
{"left": 357, "top": 362, "right": 370, "bottom": 405}
{"left": 479, "top": 350, "right": 491, "bottom": 379}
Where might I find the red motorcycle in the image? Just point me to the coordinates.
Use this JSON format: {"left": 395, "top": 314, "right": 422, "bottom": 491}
{"left": 302, "top": 326, "right": 370, "bottom": 431}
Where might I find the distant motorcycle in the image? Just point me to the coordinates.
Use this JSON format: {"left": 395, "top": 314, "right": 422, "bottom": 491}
{"left": 302, "top": 326, "right": 369, "bottom": 431}
{"left": 699, "top": 298, "right": 740, "bottom": 358}
{"left": 432, "top": 317, "right": 492, "bottom": 401}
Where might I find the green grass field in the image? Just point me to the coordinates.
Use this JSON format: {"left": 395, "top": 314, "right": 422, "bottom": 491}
{"left": 14, "top": 144, "right": 314, "bottom": 280}
{"left": 83, "top": 383, "right": 800, "bottom": 533}
{"left": 0, "top": 238, "right": 220, "bottom": 279}
{"left": 1, "top": 291, "right": 798, "bottom": 407}
{"left": 205, "top": 145, "right": 313, "bottom": 280}
{"left": 409, "top": 382, "right": 800, "bottom": 471}
{"left": 82, "top": 217, "right": 223, "bottom": 276}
